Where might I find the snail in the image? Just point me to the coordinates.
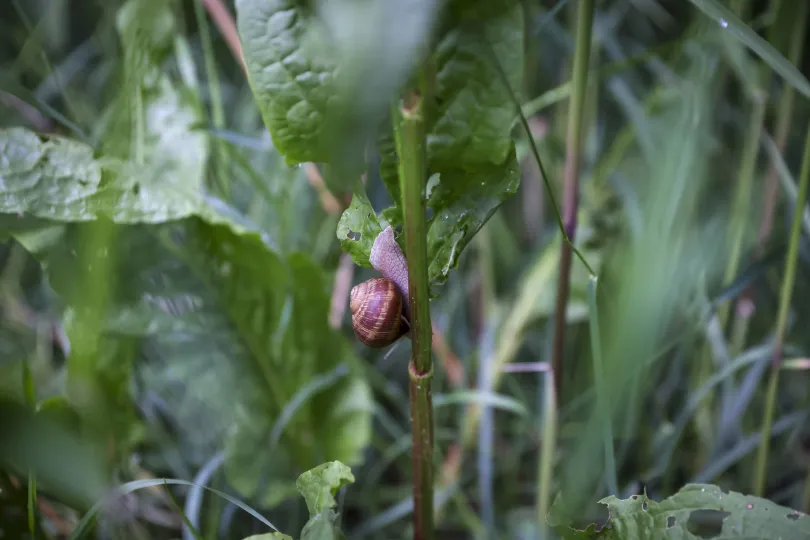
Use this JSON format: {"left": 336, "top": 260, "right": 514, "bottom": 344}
{"left": 349, "top": 226, "right": 412, "bottom": 348}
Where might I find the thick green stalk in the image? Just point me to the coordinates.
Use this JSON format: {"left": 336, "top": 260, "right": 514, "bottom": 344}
{"left": 753, "top": 120, "right": 810, "bottom": 496}
{"left": 550, "top": 0, "right": 594, "bottom": 398}
{"left": 397, "top": 92, "right": 434, "bottom": 540}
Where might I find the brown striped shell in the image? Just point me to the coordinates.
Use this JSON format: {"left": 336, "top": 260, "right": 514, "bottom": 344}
{"left": 350, "top": 277, "right": 407, "bottom": 348}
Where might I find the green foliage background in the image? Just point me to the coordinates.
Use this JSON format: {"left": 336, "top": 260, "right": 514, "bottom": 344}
{"left": 1, "top": 0, "right": 810, "bottom": 539}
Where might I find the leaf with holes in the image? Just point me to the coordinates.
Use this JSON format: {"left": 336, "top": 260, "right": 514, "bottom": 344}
{"left": 549, "top": 483, "right": 810, "bottom": 539}
{"left": 336, "top": 183, "right": 383, "bottom": 268}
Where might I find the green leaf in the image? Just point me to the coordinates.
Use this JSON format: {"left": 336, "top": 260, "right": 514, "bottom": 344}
{"left": 341, "top": 5, "right": 524, "bottom": 287}
{"left": 0, "top": 398, "right": 109, "bottom": 511}
{"left": 296, "top": 461, "right": 355, "bottom": 517}
{"left": 235, "top": 0, "right": 336, "bottom": 164}
{"left": 0, "top": 83, "right": 207, "bottom": 224}
{"left": 688, "top": 0, "right": 810, "bottom": 99}
{"left": 242, "top": 535, "right": 293, "bottom": 540}
{"left": 17, "top": 216, "right": 372, "bottom": 508}
{"left": 236, "top": 0, "right": 440, "bottom": 194}
{"left": 550, "top": 484, "right": 810, "bottom": 539}
{"left": 428, "top": 3, "right": 524, "bottom": 169}
{"left": 336, "top": 184, "right": 383, "bottom": 268}
{"left": 301, "top": 512, "right": 346, "bottom": 540}
{"left": 295, "top": 461, "right": 354, "bottom": 540}
{"left": 116, "top": 0, "right": 176, "bottom": 75}
{"left": 426, "top": 146, "right": 520, "bottom": 285}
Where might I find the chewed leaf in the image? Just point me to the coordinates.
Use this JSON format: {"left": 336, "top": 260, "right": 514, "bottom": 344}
{"left": 296, "top": 461, "right": 355, "bottom": 517}
{"left": 549, "top": 484, "right": 810, "bottom": 539}
{"left": 336, "top": 184, "right": 382, "bottom": 268}
{"left": 236, "top": 0, "right": 336, "bottom": 164}
{"left": 427, "top": 146, "right": 520, "bottom": 285}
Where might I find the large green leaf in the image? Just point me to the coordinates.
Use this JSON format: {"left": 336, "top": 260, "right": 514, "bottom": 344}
{"left": 235, "top": 0, "right": 337, "bottom": 164}
{"left": 340, "top": 4, "right": 524, "bottom": 287}
{"left": 428, "top": 2, "right": 523, "bottom": 169}
{"left": 549, "top": 484, "right": 810, "bottom": 539}
{"left": 0, "top": 87, "right": 206, "bottom": 224}
{"left": 236, "top": 0, "right": 439, "bottom": 175}
{"left": 17, "top": 217, "right": 372, "bottom": 507}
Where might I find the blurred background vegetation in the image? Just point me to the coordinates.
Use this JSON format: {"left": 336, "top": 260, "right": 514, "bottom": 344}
{"left": 1, "top": 0, "right": 810, "bottom": 538}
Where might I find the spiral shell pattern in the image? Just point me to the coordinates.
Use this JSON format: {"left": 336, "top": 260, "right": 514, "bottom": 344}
{"left": 350, "top": 277, "right": 405, "bottom": 347}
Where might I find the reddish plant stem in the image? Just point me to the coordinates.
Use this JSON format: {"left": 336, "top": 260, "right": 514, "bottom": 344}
{"left": 550, "top": 0, "right": 594, "bottom": 399}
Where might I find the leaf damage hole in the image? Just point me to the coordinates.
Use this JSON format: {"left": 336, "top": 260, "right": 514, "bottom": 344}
{"left": 686, "top": 509, "right": 730, "bottom": 538}
{"left": 667, "top": 516, "right": 676, "bottom": 528}
{"left": 787, "top": 512, "right": 800, "bottom": 521}
{"left": 642, "top": 502, "right": 648, "bottom": 511}
{"left": 347, "top": 230, "right": 360, "bottom": 241}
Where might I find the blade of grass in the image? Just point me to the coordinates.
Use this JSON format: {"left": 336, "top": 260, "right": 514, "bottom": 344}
{"left": 68, "top": 478, "right": 280, "bottom": 540}
{"left": 757, "top": 1, "right": 808, "bottom": 250}
{"left": 166, "top": 480, "right": 204, "bottom": 540}
{"left": 183, "top": 453, "right": 225, "bottom": 540}
{"left": 688, "top": 0, "right": 810, "bottom": 99}
{"left": 536, "top": 368, "right": 558, "bottom": 538}
{"left": 193, "top": 0, "right": 229, "bottom": 199}
{"left": 753, "top": 119, "right": 810, "bottom": 496}
{"left": 489, "top": 44, "right": 595, "bottom": 277}
{"left": 587, "top": 276, "right": 617, "bottom": 495}
{"left": 476, "top": 307, "right": 498, "bottom": 536}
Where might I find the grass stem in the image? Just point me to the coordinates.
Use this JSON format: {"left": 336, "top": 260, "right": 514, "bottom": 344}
{"left": 753, "top": 119, "right": 810, "bottom": 496}
{"left": 536, "top": 369, "right": 558, "bottom": 538}
{"left": 756, "top": 1, "right": 808, "bottom": 251}
{"left": 551, "top": 0, "right": 594, "bottom": 399}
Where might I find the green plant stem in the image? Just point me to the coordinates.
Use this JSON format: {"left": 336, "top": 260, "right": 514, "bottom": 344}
{"left": 536, "top": 367, "right": 558, "bottom": 537}
{"left": 756, "top": 1, "right": 808, "bottom": 251}
{"left": 753, "top": 119, "right": 810, "bottom": 496}
{"left": 193, "top": 0, "right": 229, "bottom": 199}
{"left": 693, "top": 92, "right": 766, "bottom": 463}
{"left": 551, "top": 0, "right": 594, "bottom": 399}
{"left": 397, "top": 92, "right": 434, "bottom": 540}
{"left": 587, "top": 277, "right": 617, "bottom": 495}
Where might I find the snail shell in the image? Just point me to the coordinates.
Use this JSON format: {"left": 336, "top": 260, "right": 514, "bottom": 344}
{"left": 350, "top": 277, "right": 408, "bottom": 348}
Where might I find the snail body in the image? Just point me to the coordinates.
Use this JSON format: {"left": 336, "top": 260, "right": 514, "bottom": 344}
{"left": 349, "top": 226, "right": 412, "bottom": 348}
